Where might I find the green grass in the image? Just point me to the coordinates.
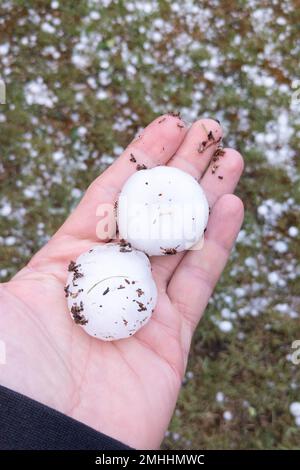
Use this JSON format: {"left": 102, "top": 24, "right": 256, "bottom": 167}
{"left": 0, "top": 0, "right": 300, "bottom": 449}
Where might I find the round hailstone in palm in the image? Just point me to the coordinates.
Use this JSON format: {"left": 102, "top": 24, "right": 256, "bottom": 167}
{"left": 65, "top": 243, "right": 157, "bottom": 341}
{"left": 117, "top": 166, "right": 209, "bottom": 256}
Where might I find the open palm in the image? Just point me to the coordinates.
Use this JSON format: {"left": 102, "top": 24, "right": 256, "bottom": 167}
{"left": 0, "top": 115, "right": 244, "bottom": 449}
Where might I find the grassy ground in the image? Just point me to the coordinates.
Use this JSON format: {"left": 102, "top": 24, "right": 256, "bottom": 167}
{"left": 1, "top": 0, "right": 300, "bottom": 449}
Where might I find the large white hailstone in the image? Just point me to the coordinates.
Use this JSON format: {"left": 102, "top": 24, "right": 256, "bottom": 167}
{"left": 65, "top": 243, "right": 157, "bottom": 341}
{"left": 117, "top": 166, "right": 209, "bottom": 256}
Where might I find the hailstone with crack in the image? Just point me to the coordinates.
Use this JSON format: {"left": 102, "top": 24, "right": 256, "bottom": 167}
{"left": 117, "top": 166, "right": 209, "bottom": 256}
{"left": 65, "top": 243, "right": 157, "bottom": 340}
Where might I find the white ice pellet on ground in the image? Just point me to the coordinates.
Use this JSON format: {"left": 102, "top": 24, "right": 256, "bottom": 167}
{"left": 5, "top": 236, "right": 16, "bottom": 246}
{"left": 275, "top": 303, "right": 287, "bottom": 313}
{"left": 72, "top": 53, "right": 90, "bottom": 69}
{"left": 289, "top": 402, "right": 300, "bottom": 417}
{"left": 186, "top": 371, "right": 194, "bottom": 380}
{"left": 218, "top": 320, "right": 233, "bottom": 333}
{"left": 245, "top": 257, "right": 257, "bottom": 268}
{"left": 0, "top": 43, "right": 9, "bottom": 56}
{"left": 77, "top": 126, "right": 87, "bottom": 137}
{"left": 23, "top": 186, "right": 36, "bottom": 198}
{"left": 268, "top": 272, "right": 280, "bottom": 285}
{"left": 113, "top": 145, "right": 124, "bottom": 155}
{"left": 278, "top": 278, "right": 286, "bottom": 287}
{"left": 223, "top": 411, "right": 233, "bottom": 421}
{"left": 216, "top": 392, "right": 225, "bottom": 403}
{"left": 0, "top": 203, "right": 12, "bottom": 216}
{"left": 224, "top": 295, "right": 233, "bottom": 305}
{"left": 71, "top": 188, "right": 82, "bottom": 199}
{"left": 257, "top": 204, "right": 268, "bottom": 216}
{"left": 25, "top": 78, "right": 57, "bottom": 108}
{"left": 41, "top": 22, "right": 56, "bottom": 34}
{"left": 221, "top": 308, "right": 231, "bottom": 319}
{"left": 235, "top": 287, "right": 246, "bottom": 297}
{"left": 273, "top": 240, "right": 288, "bottom": 254}
{"left": 288, "top": 226, "right": 298, "bottom": 237}
{"left": 96, "top": 90, "right": 108, "bottom": 100}
{"left": 236, "top": 229, "right": 246, "bottom": 243}
{"left": 90, "top": 11, "right": 101, "bottom": 21}
{"left": 52, "top": 150, "right": 64, "bottom": 162}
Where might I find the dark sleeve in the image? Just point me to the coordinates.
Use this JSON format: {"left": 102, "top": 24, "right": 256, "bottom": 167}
{"left": 0, "top": 385, "right": 132, "bottom": 450}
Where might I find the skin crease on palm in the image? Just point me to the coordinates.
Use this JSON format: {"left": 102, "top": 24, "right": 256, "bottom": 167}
{"left": 0, "top": 114, "right": 244, "bottom": 449}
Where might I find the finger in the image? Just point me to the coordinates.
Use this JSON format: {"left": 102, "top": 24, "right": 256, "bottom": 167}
{"left": 168, "top": 118, "right": 223, "bottom": 179}
{"left": 151, "top": 252, "right": 184, "bottom": 291}
{"left": 168, "top": 194, "right": 244, "bottom": 336}
{"left": 151, "top": 147, "right": 243, "bottom": 290}
{"left": 56, "top": 114, "right": 188, "bottom": 240}
{"left": 150, "top": 119, "right": 223, "bottom": 288}
{"left": 201, "top": 148, "right": 244, "bottom": 207}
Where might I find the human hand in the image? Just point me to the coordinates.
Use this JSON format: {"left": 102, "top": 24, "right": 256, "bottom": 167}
{"left": 0, "top": 114, "right": 244, "bottom": 449}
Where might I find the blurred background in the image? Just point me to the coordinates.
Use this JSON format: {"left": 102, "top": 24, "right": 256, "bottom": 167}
{"left": 0, "top": 0, "right": 300, "bottom": 449}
